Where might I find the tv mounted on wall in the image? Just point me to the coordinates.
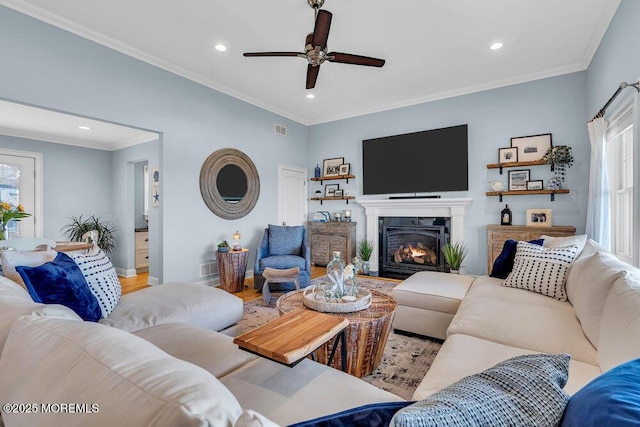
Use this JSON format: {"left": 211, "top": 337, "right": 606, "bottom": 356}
{"left": 362, "top": 124, "right": 468, "bottom": 195}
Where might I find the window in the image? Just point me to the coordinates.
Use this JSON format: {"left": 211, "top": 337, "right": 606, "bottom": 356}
{"left": 606, "top": 103, "right": 635, "bottom": 264}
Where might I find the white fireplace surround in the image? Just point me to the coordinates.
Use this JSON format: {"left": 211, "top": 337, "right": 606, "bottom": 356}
{"left": 356, "top": 198, "right": 472, "bottom": 273}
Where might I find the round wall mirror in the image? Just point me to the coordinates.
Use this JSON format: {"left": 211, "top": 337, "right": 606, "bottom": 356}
{"left": 200, "top": 148, "right": 260, "bottom": 219}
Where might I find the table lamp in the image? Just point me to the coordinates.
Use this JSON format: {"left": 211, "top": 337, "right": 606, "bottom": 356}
{"left": 232, "top": 231, "right": 241, "bottom": 251}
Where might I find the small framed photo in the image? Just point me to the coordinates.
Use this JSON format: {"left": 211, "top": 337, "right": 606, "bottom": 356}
{"left": 508, "top": 169, "right": 530, "bottom": 191}
{"left": 325, "top": 184, "right": 339, "bottom": 197}
{"left": 333, "top": 189, "right": 344, "bottom": 197}
{"left": 510, "top": 133, "right": 552, "bottom": 162}
{"left": 526, "top": 180, "right": 543, "bottom": 190}
{"left": 322, "top": 157, "right": 345, "bottom": 178}
{"left": 526, "top": 208, "right": 552, "bottom": 227}
{"left": 498, "top": 147, "right": 518, "bottom": 164}
{"left": 338, "top": 163, "right": 351, "bottom": 176}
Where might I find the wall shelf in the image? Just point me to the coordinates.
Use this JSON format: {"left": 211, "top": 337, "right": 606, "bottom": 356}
{"left": 486, "top": 189, "right": 569, "bottom": 202}
{"left": 486, "top": 160, "right": 548, "bottom": 175}
{"left": 310, "top": 175, "right": 355, "bottom": 184}
{"left": 310, "top": 196, "right": 355, "bottom": 205}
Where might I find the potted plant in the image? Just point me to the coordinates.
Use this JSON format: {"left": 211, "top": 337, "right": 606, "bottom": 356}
{"left": 543, "top": 145, "right": 573, "bottom": 181}
{"left": 442, "top": 241, "right": 467, "bottom": 273}
{"left": 358, "top": 238, "right": 374, "bottom": 275}
{"left": 62, "top": 215, "right": 117, "bottom": 255}
{"left": 217, "top": 240, "right": 230, "bottom": 253}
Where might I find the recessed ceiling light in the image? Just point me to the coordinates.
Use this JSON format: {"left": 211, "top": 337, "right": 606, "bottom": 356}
{"left": 215, "top": 44, "right": 227, "bottom": 52}
{"left": 78, "top": 126, "right": 92, "bottom": 130}
{"left": 490, "top": 42, "right": 504, "bottom": 50}
{"left": 306, "top": 93, "right": 315, "bottom": 99}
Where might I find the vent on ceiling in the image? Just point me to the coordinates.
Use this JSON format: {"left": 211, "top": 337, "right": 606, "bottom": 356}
{"left": 274, "top": 123, "right": 287, "bottom": 136}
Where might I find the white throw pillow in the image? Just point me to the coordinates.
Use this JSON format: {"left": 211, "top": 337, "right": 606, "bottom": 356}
{"left": 542, "top": 234, "right": 587, "bottom": 257}
{"left": 235, "top": 410, "right": 281, "bottom": 427}
{"left": 70, "top": 247, "right": 121, "bottom": 318}
{"left": 1, "top": 249, "right": 57, "bottom": 288}
{"left": 598, "top": 275, "right": 640, "bottom": 372}
{"left": 502, "top": 241, "right": 579, "bottom": 301}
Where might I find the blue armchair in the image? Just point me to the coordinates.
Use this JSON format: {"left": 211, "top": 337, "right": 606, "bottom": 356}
{"left": 253, "top": 225, "right": 311, "bottom": 290}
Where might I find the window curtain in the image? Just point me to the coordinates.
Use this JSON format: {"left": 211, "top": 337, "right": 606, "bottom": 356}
{"left": 585, "top": 117, "right": 610, "bottom": 249}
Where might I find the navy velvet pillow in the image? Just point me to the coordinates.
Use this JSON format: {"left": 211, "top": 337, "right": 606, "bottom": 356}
{"left": 16, "top": 252, "right": 102, "bottom": 322}
{"left": 561, "top": 359, "right": 640, "bottom": 427}
{"left": 490, "top": 238, "right": 544, "bottom": 279}
{"left": 289, "top": 401, "right": 414, "bottom": 427}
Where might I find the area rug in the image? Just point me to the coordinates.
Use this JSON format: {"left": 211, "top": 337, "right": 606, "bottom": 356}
{"left": 238, "top": 276, "right": 442, "bottom": 400}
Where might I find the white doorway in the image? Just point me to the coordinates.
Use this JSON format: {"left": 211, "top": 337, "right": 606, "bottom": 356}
{"left": 0, "top": 149, "right": 43, "bottom": 237}
{"left": 278, "top": 165, "right": 307, "bottom": 226}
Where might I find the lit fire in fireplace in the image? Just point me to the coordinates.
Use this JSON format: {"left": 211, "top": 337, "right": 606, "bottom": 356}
{"left": 408, "top": 245, "right": 426, "bottom": 257}
{"left": 393, "top": 243, "right": 437, "bottom": 265}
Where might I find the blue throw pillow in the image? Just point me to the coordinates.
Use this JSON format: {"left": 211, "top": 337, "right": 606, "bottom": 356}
{"left": 490, "top": 238, "right": 544, "bottom": 279}
{"left": 268, "top": 224, "right": 304, "bottom": 256}
{"left": 16, "top": 252, "right": 102, "bottom": 322}
{"left": 392, "top": 354, "right": 570, "bottom": 427}
{"left": 561, "top": 359, "right": 640, "bottom": 427}
{"left": 289, "top": 401, "right": 414, "bottom": 427}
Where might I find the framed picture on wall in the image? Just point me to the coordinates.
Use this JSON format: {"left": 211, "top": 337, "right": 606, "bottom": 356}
{"left": 338, "top": 163, "right": 351, "bottom": 175}
{"left": 526, "top": 180, "right": 543, "bottom": 190}
{"left": 508, "top": 169, "right": 530, "bottom": 191}
{"left": 498, "top": 147, "right": 518, "bottom": 164}
{"left": 325, "top": 184, "right": 339, "bottom": 197}
{"left": 510, "top": 133, "right": 552, "bottom": 162}
{"left": 526, "top": 208, "right": 552, "bottom": 227}
{"left": 322, "top": 157, "right": 344, "bottom": 177}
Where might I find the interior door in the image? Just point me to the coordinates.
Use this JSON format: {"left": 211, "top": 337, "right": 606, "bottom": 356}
{"left": 278, "top": 165, "right": 307, "bottom": 226}
{"left": 0, "top": 154, "right": 36, "bottom": 237}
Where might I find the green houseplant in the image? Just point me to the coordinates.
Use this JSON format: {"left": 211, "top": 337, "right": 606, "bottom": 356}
{"left": 61, "top": 215, "right": 118, "bottom": 255}
{"left": 357, "top": 238, "right": 374, "bottom": 275}
{"left": 442, "top": 241, "right": 467, "bottom": 273}
{"left": 217, "top": 240, "right": 230, "bottom": 253}
{"left": 542, "top": 145, "right": 574, "bottom": 181}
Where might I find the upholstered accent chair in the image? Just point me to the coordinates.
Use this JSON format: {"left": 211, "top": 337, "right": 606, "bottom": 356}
{"left": 253, "top": 225, "right": 311, "bottom": 291}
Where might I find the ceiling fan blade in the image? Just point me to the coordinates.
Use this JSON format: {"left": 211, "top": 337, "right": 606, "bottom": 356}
{"left": 243, "top": 52, "right": 303, "bottom": 58}
{"left": 328, "top": 52, "right": 385, "bottom": 67}
{"left": 311, "top": 10, "right": 332, "bottom": 49}
{"left": 306, "top": 64, "right": 320, "bottom": 89}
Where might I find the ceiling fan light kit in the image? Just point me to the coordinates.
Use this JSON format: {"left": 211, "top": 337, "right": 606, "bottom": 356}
{"left": 243, "top": 0, "right": 385, "bottom": 89}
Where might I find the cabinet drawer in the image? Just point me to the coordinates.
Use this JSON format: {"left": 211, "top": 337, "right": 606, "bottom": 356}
{"left": 490, "top": 231, "right": 529, "bottom": 242}
{"left": 135, "top": 232, "right": 149, "bottom": 250}
{"left": 135, "top": 249, "right": 149, "bottom": 268}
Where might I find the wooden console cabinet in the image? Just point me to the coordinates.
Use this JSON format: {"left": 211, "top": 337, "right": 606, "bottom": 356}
{"left": 486, "top": 224, "right": 576, "bottom": 273}
{"left": 308, "top": 221, "right": 357, "bottom": 266}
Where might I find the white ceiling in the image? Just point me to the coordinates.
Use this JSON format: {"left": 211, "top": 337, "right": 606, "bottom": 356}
{"left": 1, "top": 0, "right": 620, "bottom": 132}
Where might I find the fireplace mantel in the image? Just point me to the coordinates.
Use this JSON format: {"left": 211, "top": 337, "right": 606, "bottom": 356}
{"left": 356, "top": 198, "right": 472, "bottom": 273}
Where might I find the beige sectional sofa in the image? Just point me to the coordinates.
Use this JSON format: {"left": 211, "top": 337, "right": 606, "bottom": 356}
{"left": 394, "top": 237, "right": 640, "bottom": 403}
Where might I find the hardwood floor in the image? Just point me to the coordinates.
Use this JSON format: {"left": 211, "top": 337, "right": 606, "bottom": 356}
{"left": 119, "top": 265, "right": 398, "bottom": 302}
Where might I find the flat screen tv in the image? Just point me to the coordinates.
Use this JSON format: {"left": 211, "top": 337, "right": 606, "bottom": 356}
{"left": 362, "top": 124, "right": 468, "bottom": 195}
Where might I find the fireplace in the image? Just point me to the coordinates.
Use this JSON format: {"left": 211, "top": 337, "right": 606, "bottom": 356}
{"left": 379, "top": 217, "right": 447, "bottom": 279}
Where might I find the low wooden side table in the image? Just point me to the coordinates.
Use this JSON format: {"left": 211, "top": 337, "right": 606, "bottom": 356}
{"left": 215, "top": 248, "right": 248, "bottom": 293}
{"left": 233, "top": 308, "right": 348, "bottom": 369}
{"left": 276, "top": 289, "right": 397, "bottom": 378}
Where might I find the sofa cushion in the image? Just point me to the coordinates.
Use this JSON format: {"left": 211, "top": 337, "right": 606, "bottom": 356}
{"left": 414, "top": 334, "right": 601, "bottom": 400}
{"left": 502, "top": 241, "right": 578, "bottom": 301}
{"left": 133, "top": 322, "right": 258, "bottom": 378}
{"left": 1, "top": 249, "right": 57, "bottom": 288}
{"left": 392, "top": 271, "right": 474, "bottom": 314}
{"left": 259, "top": 254, "right": 306, "bottom": 271}
{"left": 100, "top": 282, "right": 243, "bottom": 332}
{"left": 490, "top": 238, "right": 544, "bottom": 279}
{"left": 541, "top": 234, "right": 588, "bottom": 257}
{"left": 448, "top": 288, "right": 598, "bottom": 364}
{"left": 16, "top": 252, "right": 102, "bottom": 322}
{"left": 0, "top": 315, "right": 243, "bottom": 426}
{"left": 392, "top": 354, "right": 570, "bottom": 427}
{"left": 69, "top": 247, "right": 121, "bottom": 318}
{"left": 268, "top": 224, "right": 304, "bottom": 256}
{"left": 598, "top": 276, "right": 640, "bottom": 372}
{"left": 290, "top": 401, "right": 414, "bottom": 427}
{"left": 561, "top": 359, "right": 640, "bottom": 427}
{"left": 567, "top": 251, "right": 633, "bottom": 347}
{"left": 220, "top": 357, "right": 403, "bottom": 426}
{"left": 235, "top": 410, "right": 282, "bottom": 427}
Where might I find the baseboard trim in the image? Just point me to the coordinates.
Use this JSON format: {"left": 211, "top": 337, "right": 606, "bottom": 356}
{"left": 147, "top": 276, "right": 160, "bottom": 286}
{"left": 116, "top": 268, "right": 137, "bottom": 278}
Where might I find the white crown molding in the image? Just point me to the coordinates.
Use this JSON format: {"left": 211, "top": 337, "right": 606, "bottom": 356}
{"left": 580, "top": 0, "right": 621, "bottom": 68}
{"left": 0, "top": 126, "right": 108, "bottom": 150}
{"left": 109, "top": 133, "right": 160, "bottom": 151}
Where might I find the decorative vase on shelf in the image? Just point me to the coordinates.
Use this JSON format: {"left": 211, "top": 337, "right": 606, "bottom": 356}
{"left": 326, "top": 251, "right": 346, "bottom": 298}
{"left": 362, "top": 261, "right": 370, "bottom": 275}
{"left": 314, "top": 164, "right": 321, "bottom": 178}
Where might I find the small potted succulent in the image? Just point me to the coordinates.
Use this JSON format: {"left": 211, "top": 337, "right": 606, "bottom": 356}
{"left": 217, "top": 240, "right": 230, "bottom": 253}
{"left": 442, "top": 241, "right": 467, "bottom": 274}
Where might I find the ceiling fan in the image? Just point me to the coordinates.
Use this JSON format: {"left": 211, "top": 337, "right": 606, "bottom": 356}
{"left": 243, "top": 0, "right": 385, "bottom": 89}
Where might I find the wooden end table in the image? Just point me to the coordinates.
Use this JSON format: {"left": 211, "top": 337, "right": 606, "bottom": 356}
{"left": 215, "top": 248, "right": 248, "bottom": 293}
{"left": 233, "top": 308, "right": 348, "bottom": 369}
{"left": 276, "top": 289, "right": 397, "bottom": 378}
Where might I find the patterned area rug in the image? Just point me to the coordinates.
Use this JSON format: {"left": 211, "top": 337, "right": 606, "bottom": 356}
{"left": 239, "top": 276, "right": 442, "bottom": 399}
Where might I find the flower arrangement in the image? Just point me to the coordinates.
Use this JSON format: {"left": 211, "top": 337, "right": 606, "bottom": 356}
{"left": 543, "top": 145, "right": 574, "bottom": 181}
{"left": 0, "top": 201, "right": 31, "bottom": 240}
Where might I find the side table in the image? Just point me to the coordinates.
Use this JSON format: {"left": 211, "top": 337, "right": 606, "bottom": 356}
{"left": 277, "top": 289, "right": 397, "bottom": 377}
{"left": 215, "top": 248, "right": 248, "bottom": 293}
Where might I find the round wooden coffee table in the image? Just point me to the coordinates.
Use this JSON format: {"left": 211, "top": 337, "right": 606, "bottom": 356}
{"left": 276, "top": 289, "right": 396, "bottom": 377}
